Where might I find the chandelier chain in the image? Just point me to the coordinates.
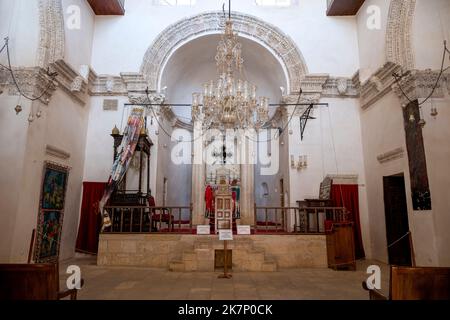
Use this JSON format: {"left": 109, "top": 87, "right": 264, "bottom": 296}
{"left": 0, "top": 37, "right": 58, "bottom": 102}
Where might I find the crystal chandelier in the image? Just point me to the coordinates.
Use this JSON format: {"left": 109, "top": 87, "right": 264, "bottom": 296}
{"left": 191, "top": 4, "right": 269, "bottom": 131}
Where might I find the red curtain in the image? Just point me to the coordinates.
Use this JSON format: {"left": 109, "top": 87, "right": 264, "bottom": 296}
{"left": 75, "top": 182, "right": 107, "bottom": 255}
{"left": 331, "top": 184, "right": 365, "bottom": 259}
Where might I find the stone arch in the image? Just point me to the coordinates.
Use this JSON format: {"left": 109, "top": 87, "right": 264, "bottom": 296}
{"left": 385, "top": 0, "right": 416, "bottom": 70}
{"left": 36, "top": 0, "right": 65, "bottom": 68}
{"left": 141, "top": 11, "right": 308, "bottom": 94}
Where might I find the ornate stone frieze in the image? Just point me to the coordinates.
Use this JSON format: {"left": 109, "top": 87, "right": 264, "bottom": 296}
{"left": 128, "top": 92, "right": 165, "bottom": 105}
{"left": 360, "top": 62, "right": 403, "bottom": 109}
{"left": 70, "top": 76, "right": 84, "bottom": 92}
{"left": 282, "top": 93, "right": 321, "bottom": 104}
{"left": 37, "top": 0, "right": 65, "bottom": 68}
{"left": 392, "top": 69, "right": 447, "bottom": 105}
{"left": 385, "top": 0, "right": 416, "bottom": 70}
{"left": 89, "top": 74, "right": 127, "bottom": 96}
{"left": 351, "top": 71, "right": 361, "bottom": 92}
{"left": 322, "top": 77, "right": 359, "bottom": 97}
{"left": 89, "top": 72, "right": 151, "bottom": 96}
{"left": 280, "top": 74, "right": 359, "bottom": 100}
{"left": 300, "top": 74, "right": 329, "bottom": 94}
{"left": 50, "top": 59, "right": 88, "bottom": 105}
{"left": 140, "top": 11, "right": 308, "bottom": 93}
{"left": 377, "top": 147, "right": 404, "bottom": 164}
{"left": 120, "top": 73, "right": 148, "bottom": 93}
{"left": 0, "top": 67, "right": 56, "bottom": 104}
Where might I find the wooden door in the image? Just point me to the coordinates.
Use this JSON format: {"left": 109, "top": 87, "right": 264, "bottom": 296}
{"left": 215, "top": 196, "right": 233, "bottom": 232}
{"left": 383, "top": 175, "right": 412, "bottom": 266}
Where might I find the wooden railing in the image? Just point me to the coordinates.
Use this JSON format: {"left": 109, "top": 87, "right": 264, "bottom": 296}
{"left": 295, "top": 206, "right": 349, "bottom": 233}
{"left": 102, "top": 205, "right": 193, "bottom": 233}
{"left": 254, "top": 205, "right": 349, "bottom": 234}
{"left": 254, "top": 206, "right": 290, "bottom": 233}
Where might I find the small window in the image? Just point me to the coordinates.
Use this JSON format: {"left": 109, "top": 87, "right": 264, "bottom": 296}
{"left": 261, "top": 182, "right": 269, "bottom": 198}
{"left": 152, "top": 0, "right": 196, "bottom": 6}
{"left": 255, "top": 0, "right": 297, "bottom": 7}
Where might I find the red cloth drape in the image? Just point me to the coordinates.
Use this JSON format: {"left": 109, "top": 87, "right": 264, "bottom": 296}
{"left": 331, "top": 184, "right": 365, "bottom": 259}
{"left": 75, "top": 182, "right": 107, "bottom": 254}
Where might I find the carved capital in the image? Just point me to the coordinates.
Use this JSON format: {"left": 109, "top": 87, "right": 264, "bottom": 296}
{"left": 37, "top": 0, "right": 65, "bottom": 68}
{"left": 50, "top": 59, "right": 88, "bottom": 105}
{"left": 360, "top": 62, "right": 403, "bottom": 109}
{"left": 300, "top": 74, "right": 329, "bottom": 94}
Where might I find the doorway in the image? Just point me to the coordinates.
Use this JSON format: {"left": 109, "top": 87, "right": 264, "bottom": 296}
{"left": 383, "top": 174, "right": 412, "bottom": 266}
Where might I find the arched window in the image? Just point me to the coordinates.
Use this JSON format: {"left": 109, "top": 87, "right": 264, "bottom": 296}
{"left": 255, "top": 0, "right": 297, "bottom": 7}
{"left": 153, "top": 0, "right": 196, "bottom": 6}
{"left": 261, "top": 182, "right": 269, "bottom": 198}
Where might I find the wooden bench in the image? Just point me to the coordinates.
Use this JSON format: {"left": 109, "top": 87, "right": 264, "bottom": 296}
{"left": 0, "top": 263, "right": 84, "bottom": 300}
{"left": 363, "top": 265, "right": 450, "bottom": 300}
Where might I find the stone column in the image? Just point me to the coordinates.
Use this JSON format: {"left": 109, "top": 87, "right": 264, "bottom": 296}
{"left": 239, "top": 131, "right": 255, "bottom": 225}
{"left": 191, "top": 121, "right": 205, "bottom": 225}
{"left": 240, "top": 163, "right": 255, "bottom": 225}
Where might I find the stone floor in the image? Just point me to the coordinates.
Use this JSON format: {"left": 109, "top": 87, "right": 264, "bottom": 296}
{"left": 59, "top": 255, "right": 390, "bottom": 300}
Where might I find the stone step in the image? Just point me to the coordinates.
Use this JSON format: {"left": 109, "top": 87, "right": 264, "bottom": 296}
{"left": 182, "top": 251, "right": 196, "bottom": 261}
{"left": 184, "top": 259, "right": 197, "bottom": 271}
{"left": 262, "top": 261, "right": 278, "bottom": 272}
{"left": 248, "top": 251, "right": 265, "bottom": 262}
{"left": 168, "top": 260, "right": 185, "bottom": 272}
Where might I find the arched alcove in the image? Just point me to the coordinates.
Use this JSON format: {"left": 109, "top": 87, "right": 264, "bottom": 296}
{"left": 160, "top": 34, "right": 287, "bottom": 120}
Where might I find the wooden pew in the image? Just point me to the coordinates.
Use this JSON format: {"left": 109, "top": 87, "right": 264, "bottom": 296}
{"left": 0, "top": 263, "right": 83, "bottom": 300}
{"left": 363, "top": 265, "right": 450, "bottom": 300}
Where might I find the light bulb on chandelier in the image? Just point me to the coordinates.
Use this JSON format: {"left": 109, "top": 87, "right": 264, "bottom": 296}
{"left": 191, "top": 2, "right": 269, "bottom": 131}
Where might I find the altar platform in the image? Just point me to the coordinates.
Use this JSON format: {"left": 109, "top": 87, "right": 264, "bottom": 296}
{"left": 97, "top": 233, "right": 327, "bottom": 272}
{"left": 98, "top": 205, "right": 349, "bottom": 271}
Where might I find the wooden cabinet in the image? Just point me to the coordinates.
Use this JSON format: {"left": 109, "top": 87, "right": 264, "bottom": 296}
{"left": 326, "top": 222, "right": 356, "bottom": 271}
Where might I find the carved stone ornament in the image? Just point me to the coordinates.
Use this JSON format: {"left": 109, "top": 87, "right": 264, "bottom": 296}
{"left": 37, "top": 0, "right": 65, "bottom": 68}
{"left": 70, "top": 76, "right": 84, "bottom": 92}
{"left": 140, "top": 11, "right": 308, "bottom": 93}
{"left": 385, "top": 0, "right": 416, "bottom": 70}
{"left": 336, "top": 78, "right": 348, "bottom": 95}
{"left": 128, "top": 93, "right": 166, "bottom": 106}
{"left": 105, "top": 78, "right": 115, "bottom": 93}
{"left": 0, "top": 67, "right": 56, "bottom": 104}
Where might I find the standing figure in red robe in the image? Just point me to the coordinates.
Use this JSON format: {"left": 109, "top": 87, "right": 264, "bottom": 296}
{"left": 205, "top": 185, "right": 214, "bottom": 218}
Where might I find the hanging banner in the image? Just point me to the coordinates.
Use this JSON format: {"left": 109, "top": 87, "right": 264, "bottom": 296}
{"left": 99, "top": 108, "right": 145, "bottom": 230}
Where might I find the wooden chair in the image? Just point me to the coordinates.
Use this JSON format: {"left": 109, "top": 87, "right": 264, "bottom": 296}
{"left": 363, "top": 265, "right": 450, "bottom": 300}
{"left": 0, "top": 263, "right": 83, "bottom": 300}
